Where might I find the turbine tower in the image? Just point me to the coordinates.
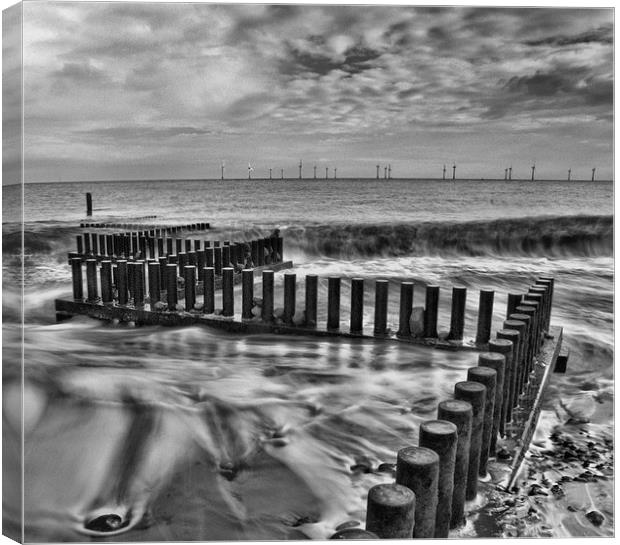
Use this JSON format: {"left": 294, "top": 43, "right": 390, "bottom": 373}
{"left": 504, "top": 168, "right": 508, "bottom": 180}
{"left": 452, "top": 163, "right": 456, "bottom": 180}
{"left": 388, "top": 164, "right": 392, "bottom": 179}
{"left": 567, "top": 168, "right": 571, "bottom": 181}
{"left": 592, "top": 167, "right": 596, "bottom": 181}
{"left": 248, "top": 163, "right": 254, "bottom": 180}
{"left": 299, "top": 159, "right": 302, "bottom": 180}
{"left": 334, "top": 167, "right": 337, "bottom": 179}
{"left": 531, "top": 163, "right": 536, "bottom": 181}
{"left": 443, "top": 164, "right": 446, "bottom": 180}
{"left": 325, "top": 167, "right": 328, "bottom": 179}
{"left": 508, "top": 166, "right": 512, "bottom": 180}
{"left": 376, "top": 164, "right": 380, "bottom": 179}
{"left": 221, "top": 161, "right": 225, "bottom": 180}
{"left": 269, "top": 168, "right": 272, "bottom": 180}
{"left": 384, "top": 166, "right": 387, "bottom": 179}
{"left": 314, "top": 165, "right": 317, "bottom": 179}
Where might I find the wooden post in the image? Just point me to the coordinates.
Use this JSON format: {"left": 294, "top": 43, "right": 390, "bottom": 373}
{"left": 251, "top": 240, "right": 259, "bottom": 266}
{"left": 262, "top": 270, "right": 274, "bottom": 322}
{"left": 515, "top": 306, "right": 536, "bottom": 376}
{"left": 283, "top": 273, "right": 296, "bottom": 324}
{"left": 528, "top": 286, "right": 549, "bottom": 334}
{"left": 157, "top": 238, "right": 164, "bottom": 258}
{"left": 496, "top": 329, "right": 520, "bottom": 420}
{"left": 175, "top": 238, "right": 182, "bottom": 255}
{"left": 503, "top": 317, "right": 528, "bottom": 403}
{"left": 178, "top": 252, "right": 188, "bottom": 279}
{"left": 117, "top": 260, "right": 128, "bottom": 305}
{"left": 396, "top": 446, "right": 439, "bottom": 538}
{"left": 327, "top": 277, "right": 341, "bottom": 330}
{"left": 242, "top": 269, "right": 254, "bottom": 320}
{"left": 397, "top": 282, "right": 413, "bottom": 337}
{"left": 91, "top": 233, "right": 99, "bottom": 257}
{"left": 506, "top": 293, "right": 522, "bottom": 319}
{"left": 196, "top": 249, "right": 206, "bottom": 273}
{"left": 99, "top": 234, "right": 107, "bottom": 257}
{"left": 454, "top": 381, "right": 486, "bottom": 500}
{"left": 466, "top": 367, "right": 496, "bottom": 476}
{"left": 436, "top": 400, "right": 472, "bottom": 529}
{"left": 365, "top": 483, "right": 415, "bottom": 539}
{"left": 148, "top": 237, "right": 155, "bottom": 260}
{"left": 374, "top": 280, "right": 388, "bottom": 336}
{"left": 106, "top": 234, "right": 114, "bottom": 257}
{"left": 424, "top": 285, "right": 439, "bottom": 338}
{"left": 447, "top": 286, "right": 466, "bottom": 340}
{"left": 257, "top": 238, "right": 265, "bottom": 266}
{"left": 535, "top": 278, "right": 554, "bottom": 331}
{"left": 86, "top": 192, "right": 92, "bottom": 216}
{"left": 203, "top": 267, "right": 215, "bottom": 314}
{"left": 214, "top": 247, "right": 222, "bottom": 275}
{"left": 184, "top": 239, "right": 192, "bottom": 253}
{"left": 166, "top": 238, "right": 173, "bottom": 256}
{"left": 222, "top": 267, "right": 234, "bottom": 316}
{"left": 83, "top": 233, "right": 91, "bottom": 255}
{"left": 305, "top": 274, "right": 318, "bottom": 328}
{"left": 100, "top": 260, "right": 113, "bottom": 304}
{"left": 523, "top": 294, "right": 544, "bottom": 352}
{"left": 148, "top": 261, "right": 160, "bottom": 304}
{"left": 350, "top": 278, "right": 364, "bottom": 334}
{"left": 475, "top": 289, "right": 494, "bottom": 344}
{"left": 487, "top": 339, "right": 513, "bottom": 439}
{"left": 418, "top": 420, "right": 458, "bottom": 538}
{"left": 187, "top": 250, "right": 197, "bottom": 268}
{"left": 205, "top": 247, "right": 214, "bottom": 268}
{"left": 86, "top": 259, "right": 98, "bottom": 301}
{"left": 222, "top": 244, "right": 231, "bottom": 268}
{"left": 184, "top": 266, "right": 196, "bottom": 310}
{"left": 166, "top": 263, "right": 177, "bottom": 310}
{"left": 134, "top": 262, "right": 145, "bottom": 308}
{"left": 71, "top": 258, "right": 83, "bottom": 300}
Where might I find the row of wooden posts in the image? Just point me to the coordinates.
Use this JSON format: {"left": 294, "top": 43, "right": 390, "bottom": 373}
{"left": 79, "top": 221, "right": 208, "bottom": 231}
{"left": 71, "top": 232, "right": 284, "bottom": 274}
{"left": 330, "top": 277, "right": 554, "bottom": 539}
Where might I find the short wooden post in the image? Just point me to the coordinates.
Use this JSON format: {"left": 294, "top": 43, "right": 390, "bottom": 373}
{"left": 350, "top": 278, "right": 364, "bottom": 334}
{"left": 184, "top": 239, "right": 192, "bottom": 253}
{"left": 262, "top": 270, "right": 274, "bottom": 322}
{"left": 148, "top": 261, "right": 160, "bottom": 304}
{"left": 515, "top": 306, "right": 536, "bottom": 375}
{"left": 99, "top": 234, "right": 106, "bottom": 257}
{"left": 257, "top": 238, "right": 265, "bottom": 266}
{"left": 305, "top": 275, "right": 318, "bottom": 328}
{"left": 447, "top": 286, "right": 466, "bottom": 340}
{"left": 83, "top": 233, "right": 91, "bottom": 255}
{"left": 222, "top": 244, "right": 231, "bottom": 268}
{"left": 397, "top": 282, "right": 413, "bottom": 337}
{"left": 157, "top": 238, "right": 164, "bottom": 258}
{"left": 475, "top": 289, "right": 494, "bottom": 344}
{"left": 106, "top": 234, "right": 114, "bottom": 257}
{"left": 196, "top": 249, "right": 206, "bottom": 272}
{"left": 418, "top": 420, "right": 458, "bottom": 538}
{"left": 365, "top": 483, "right": 415, "bottom": 539}
{"left": 466, "top": 367, "right": 496, "bottom": 476}
{"left": 487, "top": 339, "right": 513, "bottom": 438}
{"left": 535, "top": 277, "right": 554, "bottom": 330}
{"left": 437, "top": 400, "right": 472, "bottom": 529}
{"left": 424, "top": 285, "right": 439, "bottom": 338}
{"left": 184, "top": 266, "right": 196, "bottom": 310}
{"left": 166, "top": 238, "right": 173, "bottom": 256}
{"left": 251, "top": 240, "right": 259, "bottom": 266}
{"left": 523, "top": 294, "right": 544, "bottom": 352}
{"left": 504, "top": 317, "right": 529, "bottom": 401}
{"left": 327, "top": 277, "right": 341, "bottom": 330}
{"left": 528, "top": 286, "right": 549, "bottom": 334}
{"left": 139, "top": 236, "right": 147, "bottom": 259}
{"left": 374, "top": 280, "right": 389, "bottom": 336}
{"left": 187, "top": 250, "right": 197, "bottom": 268}
{"left": 242, "top": 269, "right": 254, "bottom": 320}
{"left": 76, "top": 235, "right": 84, "bottom": 255}
{"left": 222, "top": 267, "right": 234, "bottom": 316}
{"left": 496, "top": 329, "right": 520, "bottom": 420}
{"left": 175, "top": 238, "right": 182, "bottom": 255}
{"left": 214, "top": 247, "right": 223, "bottom": 275}
{"left": 100, "top": 260, "right": 113, "bottom": 304}
{"left": 86, "top": 259, "right": 98, "bottom": 301}
{"left": 396, "top": 446, "right": 439, "bottom": 538}
{"left": 506, "top": 293, "right": 522, "bottom": 319}
{"left": 71, "top": 257, "right": 83, "bottom": 300}
{"left": 166, "top": 263, "right": 177, "bottom": 310}
{"left": 283, "top": 273, "right": 296, "bottom": 324}
{"left": 178, "top": 252, "right": 188, "bottom": 279}
{"left": 206, "top": 247, "right": 214, "bottom": 268}
{"left": 194, "top": 239, "right": 201, "bottom": 251}
{"left": 203, "top": 267, "right": 215, "bottom": 314}
{"left": 86, "top": 192, "right": 92, "bottom": 216}
{"left": 134, "top": 262, "right": 145, "bottom": 307}
{"left": 91, "top": 233, "right": 99, "bottom": 256}
{"left": 117, "top": 260, "right": 128, "bottom": 305}
{"left": 148, "top": 237, "right": 155, "bottom": 260}
{"left": 454, "top": 381, "right": 486, "bottom": 500}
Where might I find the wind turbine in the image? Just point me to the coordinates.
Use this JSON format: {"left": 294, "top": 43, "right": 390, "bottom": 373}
{"left": 269, "top": 168, "right": 272, "bottom": 180}
{"left": 443, "top": 164, "right": 446, "bottom": 180}
{"left": 531, "top": 163, "right": 536, "bottom": 181}
{"left": 567, "top": 168, "right": 571, "bottom": 181}
{"left": 248, "top": 162, "right": 254, "bottom": 180}
{"left": 592, "top": 167, "right": 596, "bottom": 181}
{"left": 376, "top": 164, "right": 380, "bottom": 179}
{"left": 452, "top": 163, "right": 456, "bottom": 180}
{"left": 314, "top": 165, "right": 317, "bottom": 179}
{"left": 221, "top": 161, "right": 225, "bottom": 180}
{"left": 508, "top": 165, "right": 512, "bottom": 180}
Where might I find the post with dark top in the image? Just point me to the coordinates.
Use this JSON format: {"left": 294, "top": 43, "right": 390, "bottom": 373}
{"left": 106, "top": 234, "right": 114, "bottom": 257}
{"left": 327, "top": 277, "right": 341, "bottom": 331}
{"left": 214, "top": 247, "right": 223, "bottom": 276}
{"left": 350, "top": 278, "right": 364, "bottom": 334}
{"left": 257, "top": 238, "right": 265, "bottom": 266}
{"left": 424, "top": 285, "right": 440, "bottom": 338}
{"left": 396, "top": 446, "right": 439, "bottom": 538}
{"left": 222, "top": 267, "right": 234, "bottom": 316}
{"left": 86, "top": 192, "right": 92, "bottom": 216}
{"left": 515, "top": 306, "right": 536, "bottom": 377}
{"left": 166, "top": 238, "right": 173, "bottom": 256}
{"left": 418, "top": 420, "right": 458, "bottom": 538}
{"left": 76, "top": 235, "right": 83, "bottom": 255}
{"left": 283, "top": 273, "right": 296, "bottom": 324}
{"left": 205, "top": 247, "right": 214, "bottom": 268}
{"left": 305, "top": 274, "right": 318, "bottom": 328}
{"left": 71, "top": 258, "right": 83, "bottom": 300}
{"left": 203, "top": 267, "right": 215, "bottom": 314}
{"left": 365, "top": 483, "right": 415, "bottom": 539}
{"left": 535, "top": 277, "right": 554, "bottom": 331}
{"left": 166, "top": 264, "right": 177, "bottom": 310}
{"left": 496, "top": 329, "right": 520, "bottom": 419}
{"left": 99, "top": 234, "right": 106, "bottom": 257}
{"left": 454, "top": 381, "right": 486, "bottom": 500}
{"left": 184, "top": 266, "right": 196, "bottom": 310}
{"left": 397, "top": 282, "right": 413, "bottom": 337}
{"left": 437, "top": 400, "right": 472, "bottom": 529}
{"left": 222, "top": 245, "right": 231, "bottom": 269}
{"left": 134, "top": 262, "right": 145, "bottom": 308}
{"left": 466, "top": 367, "right": 496, "bottom": 476}
{"left": 251, "top": 240, "right": 259, "bottom": 267}
{"left": 148, "top": 261, "right": 160, "bottom": 304}
{"left": 242, "top": 269, "right": 254, "bottom": 320}
{"left": 488, "top": 339, "right": 513, "bottom": 437}
{"left": 506, "top": 293, "right": 522, "bottom": 319}
{"left": 157, "top": 238, "right": 164, "bottom": 258}
{"left": 178, "top": 252, "right": 188, "bottom": 279}
{"left": 83, "top": 233, "right": 91, "bottom": 255}
{"left": 100, "top": 261, "right": 113, "bottom": 304}
{"left": 117, "top": 260, "right": 128, "bottom": 305}
{"left": 477, "top": 351, "right": 505, "bottom": 452}
{"left": 262, "top": 270, "right": 274, "bottom": 322}
{"left": 374, "top": 280, "right": 388, "bottom": 336}
{"left": 528, "top": 287, "right": 548, "bottom": 336}
{"left": 504, "top": 317, "right": 529, "bottom": 402}
{"left": 447, "top": 286, "right": 467, "bottom": 341}
{"left": 523, "top": 294, "right": 544, "bottom": 351}
{"left": 86, "top": 259, "right": 98, "bottom": 301}
{"left": 475, "top": 289, "right": 494, "bottom": 344}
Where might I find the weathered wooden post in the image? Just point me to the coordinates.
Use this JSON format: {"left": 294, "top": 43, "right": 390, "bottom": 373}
{"left": 86, "top": 192, "right": 92, "bottom": 216}
{"left": 327, "top": 277, "right": 341, "bottom": 331}
{"left": 466, "top": 367, "right": 496, "bottom": 475}
{"left": 166, "top": 263, "right": 177, "bottom": 310}
{"left": 508, "top": 313, "right": 531, "bottom": 395}
{"left": 205, "top": 247, "right": 214, "bottom": 268}
{"left": 437, "top": 400, "right": 472, "bottom": 529}
{"left": 76, "top": 235, "right": 84, "bottom": 255}
{"left": 523, "top": 294, "right": 544, "bottom": 351}
{"left": 528, "top": 286, "right": 549, "bottom": 334}
{"left": 222, "top": 267, "right": 234, "bottom": 316}
{"left": 178, "top": 252, "right": 188, "bottom": 279}
{"left": 447, "top": 286, "right": 467, "bottom": 341}
{"left": 396, "top": 446, "right": 439, "bottom": 538}
{"left": 496, "top": 329, "right": 520, "bottom": 419}
{"left": 100, "top": 260, "right": 113, "bottom": 304}
{"left": 166, "top": 238, "right": 173, "bottom": 256}
{"left": 71, "top": 257, "right": 83, "bottom": 300}
{"left": 535, "top": 277, "right": 554, "bottom": 330}
{"left": 157, "top": 238, "right": 164, "bottom": 258}
{"left": 184, "top": 239, "right": 191, "bottom": 253}
{"left": 283, "top": 273, "right": 296, "bottom": 324}
{"left": 117, "top": 260, "right": 128, "bottom": 305}
{"left": 487, "top": 339, "right": 513, "bottom": 438}
{"left": 262, "top": 270, "right": 274, "bottom": 322}
{"left": 477, "top": 351, "right": 505, "bottom": 451}
{"left": 350, "top": 278, "right": 364, "bottom": 334}
{"left": 184, "top": 266, "right": 196, "bottom": 310}
{"left": 86, "top": 259, "right": 98, "bottom": 301}
{"left": 503, "top": 318, "right": 528, "bottom": 402}
{"left": 242, "top": 269, "right": 254, "bottom": 320}
{"left": 305, "top": 274, "right": 318, "bottom": 328}
{"left": 506, "top": 293, "right": 522, "bottom": 319}
{"left": 83, "top": 233, "right": 91, "bottom": 255}
{"left": 203, "top": 267, "right": 215, "bottom": 314}
{"left": 175, "top": 238, "right": 182, "bottom": 255}
{"left": 148, "top": 237, "right": 155, "bottom": 260}
{"left": 257, "top": 238, "right": 265, "bottom": 266}
{"left": 106, "top": 234, "right": 114, "bottom": 257}
{"left": 515, "top": 306, "right": 536, "bottom": 376}
{"left": 424, "top": 285, "right": 440, "bottom": 338}
{"left": 397, "top": 282, "right": 413, "bottom": 337}
{"left": 454, "top": 381, "right": 486, "bottom": 500}
{"left": 419, "top": 420, "right": 458, "bottom": 538}
{"left": 222, "top": 245, "right": 231, "bottom": 269}
{"left": 91, "top": 233, "right": 99, "bottom": 257}
{"left": 134, "top": 262, "right": 146, "bottom": 307}
{"left": 475, "top": 289, "right": 494, "bottom": 344}
{"left": 148, "top": 261, "right": 160, "bottom": 304}
{"left": 251, "top": 240, "right": 259, "bottom": 266}
{"left": 187, "top": 250, "right": 197, "bottom": 268}
{"left": 374, "top": 279, "right": 389, "bottom": 336}
{"left": 99, "top": 234, "right": 107, "bottom": 257}
{"left": 365, "top": 483, "right": 415, "bottom": 539}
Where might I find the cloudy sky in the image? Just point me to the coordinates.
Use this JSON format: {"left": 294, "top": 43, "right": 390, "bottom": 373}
{"left": 3, "top": 2, "right": 614, "bottom": 182}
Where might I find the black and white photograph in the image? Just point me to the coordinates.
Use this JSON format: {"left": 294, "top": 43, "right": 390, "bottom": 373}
{"left": 2, "top": 1, "right": 614, "bottom": 542}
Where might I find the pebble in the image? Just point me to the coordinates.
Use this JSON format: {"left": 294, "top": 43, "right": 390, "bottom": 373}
{"left": 376, "top": 462, "right": 395, "bottom": 474}
{"left": 585, "top": 510, "right": 604, "bottom": 526}
{"left": 85, "top": 514, "right": 125, "bottom": 532}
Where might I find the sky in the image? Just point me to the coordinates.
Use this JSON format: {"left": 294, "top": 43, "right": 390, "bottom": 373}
{"left": 2, "top": 1, "right": 614, "bottom": 183}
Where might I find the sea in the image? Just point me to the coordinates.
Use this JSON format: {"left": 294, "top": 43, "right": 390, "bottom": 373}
{"left": 2, "top": 178, "right": 614, "bottom": 541}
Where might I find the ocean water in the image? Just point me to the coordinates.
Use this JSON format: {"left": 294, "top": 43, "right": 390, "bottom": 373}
{"left": 2, "top": 178, "right": 614, "bottom": 541}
